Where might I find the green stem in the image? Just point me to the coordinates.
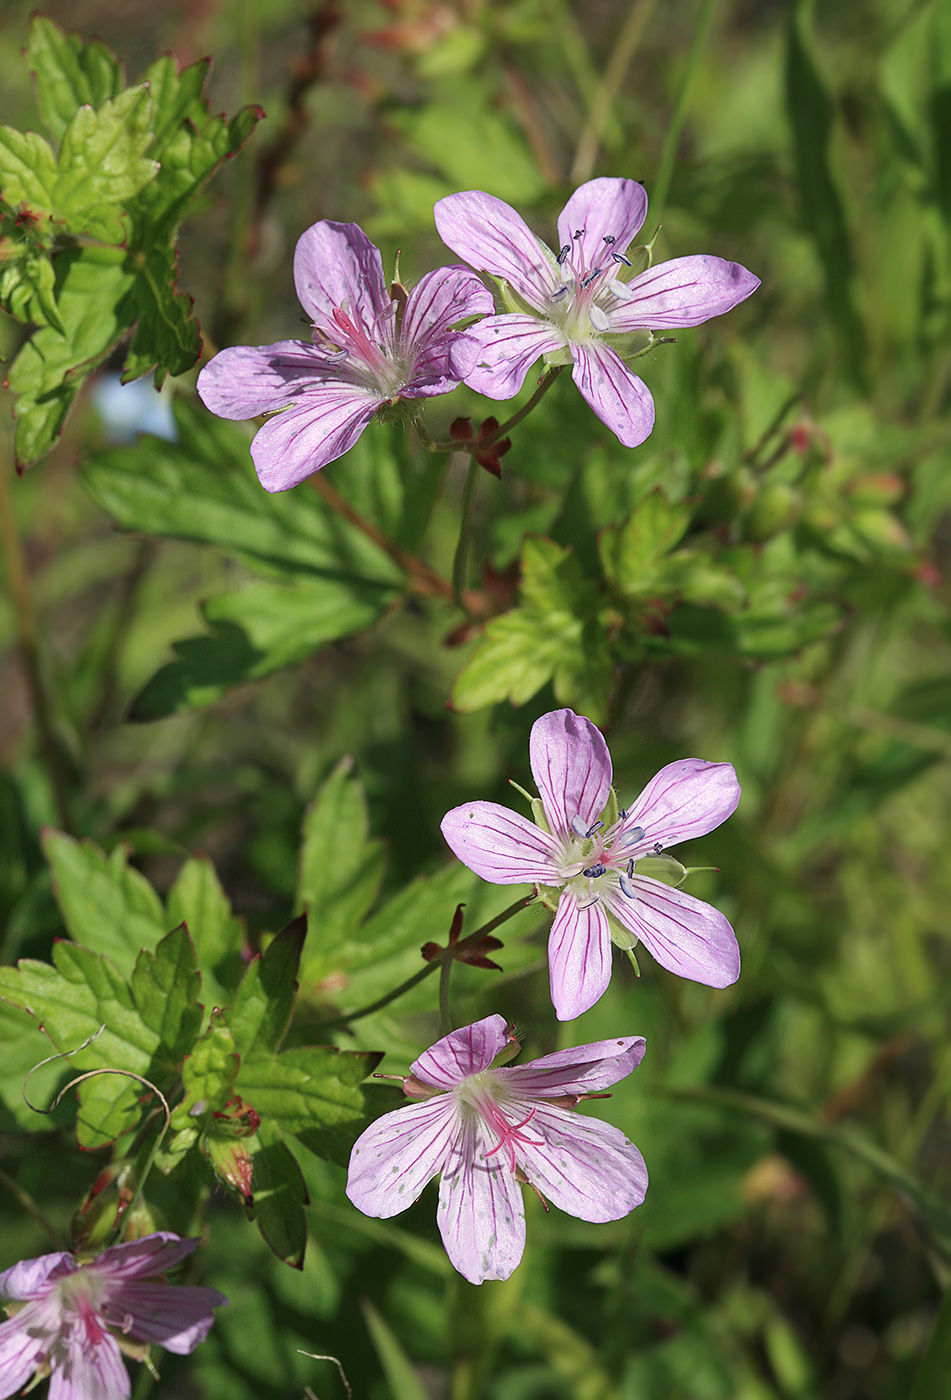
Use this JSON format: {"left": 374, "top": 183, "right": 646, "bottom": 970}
{"left": 317, "top": 961, "right": 439, "bottom": 1030}
{"left": 452, "top": 458, "right": 480, "bottom": 610}
{"left": 439, "top": 952, "right": 454, "bottom": 1037}
{"left": 650, "top": 0, "right": 718, "bottom": 223}
{"left": 419, "top": 367, "right": 564, "bottom": 455}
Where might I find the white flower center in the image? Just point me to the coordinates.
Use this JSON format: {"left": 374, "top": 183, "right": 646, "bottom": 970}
{"left": 545, "top": 229, "right": 632, "bottom": 343}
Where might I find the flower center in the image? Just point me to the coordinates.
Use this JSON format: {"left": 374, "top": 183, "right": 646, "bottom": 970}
{"left": 54, "top": 1269, "right": 109, "bottom": 1349}
{"left": 311, "top": 299, "right": 405, "bottom": 395}
{"left": 547, "top": 230, "right": 633, "bottom": 341}
{"left": 560, "top": 813, "right": 655, "bottom": 907}
{"left": 456, "top": 1071, "right": 543, "bottom": 1173}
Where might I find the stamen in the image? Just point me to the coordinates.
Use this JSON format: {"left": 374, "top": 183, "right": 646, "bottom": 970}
{"left": 589, "top": 305, "right": 610, "bottom": 332}
{"left": 653, "top": 842, "right": 664, "bottom": 854}
{"left": 611, "top": 251, "right": 632, "bottom": 266}
{"left": 581, "top": 268, "right": 602, "bottom": 288}
{"left": 587, "top": 820, "right": 604, "bottom": 837}
{"left": 619, "top": 872, "right": 638, "bottom": 900}
{"left": 323, "top": 348, "right": 349, "bottom": 364}
{"left": 573, "top": 229, "right": 584, "bottom": 239}
{"left": 556, "top": 244, "right": 571, "bottom": 265}
{"left": 570, "top": 815, "right": 589, "bottom": 838}
{"left": 582, "top": 863, "right": 607, "bottom": 879}
{"left": 549, "top": 286, "right": 569, "bottom": 303}
{"left": 620, "top": 824, "right": 646, "bottom": 848}
{"left": 603, "top": 235, "right": 616, "bottom": 245}
{"left": 578, "top": 896, "right": 601, "bottom": 910}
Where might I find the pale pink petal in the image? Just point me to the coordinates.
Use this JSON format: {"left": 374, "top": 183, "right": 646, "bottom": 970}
{"left": 434, "top": 191, "right": 558, "bottom": 311}
{"left": 436, "top": 1112, "right": 526, "bottom": 1284}
{"left": 400, "top": 265, "right": 494, "bottom": 360}
{"left": 556, "top": 178, "right": 648, "bottom": 276}
{"left": 0, "top": 1308, "right": 47, "bottom": 1395}
{"left": 608, "top": 255, "right": 760, "bottom": 332}
{"left": 529, "top": 708, "right": 612, "bottom": 841}
{"left": 620, "top": 759, "right": 740, "bottom": 850}
{"left": 440, "top": 801, "right": 562, "bottom": 885}
{"left": 603, "top": 880, "right": 740, "bottom": 988}
{"left": 403, "top": 330, "right": 481, "bottom": 398}
{"left": 548, "top": 890, "right": 613, "bottom": 1021}
{"left": 102, "top": 1282, "right": 227, "bottom": 1354}
{"left": 500, "top": 1035, "right": 646, "bottom": 1096}
{"left": 0, "top": 1252, "right": 72, "bottom": 1299}
{"left": 464, "top": 315, "right": 565, "bottom": 399}
{"left": 196, "top": 341, "right": 333, "bottom": 421}
{"left": 571, "top": 343, "right": 655, "bottom": 449}
{"left": 249, "top": 389, "right": 380, "bottom": 490}
{"left": 293, "top": 221, "right": 388, "bottom": 324}
{"left": 49, "top": 1329, "right": 129, "bottom": 1400}
{"left": 346, "top": 1095, "right": 459, "bottom": 1218}
{"left": 94, "top": 1234, "right": 197, "bottom": 1281}
{"left": 411, "top": 1015, "right": 510, "bottom": 1089}
{"left": 517, "top": 1102, "right": 648, "bottom": 1221}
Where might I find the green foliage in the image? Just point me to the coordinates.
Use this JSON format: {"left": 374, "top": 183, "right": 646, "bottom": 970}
{"left": 0, "top": 17, "right": 261, "bottom": 465}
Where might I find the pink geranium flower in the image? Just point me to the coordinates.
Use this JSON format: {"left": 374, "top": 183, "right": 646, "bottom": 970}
{"left": 346, "top": 1015, "right": 647, "bottom": 1285}
{"left": 434, "top": 178, "right": 760, "bottom": 448}
{"left": 197, "top": 220, "right": 493, "bottom": 491}
{"left": 0, "top": 1233, "right": 227, "bottom": 1400}
{"left": 441, "top": 708, "right": 741, "bottom": 1020}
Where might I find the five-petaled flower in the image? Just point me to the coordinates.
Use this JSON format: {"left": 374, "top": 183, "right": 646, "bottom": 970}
{"left": 441, "top": 708, "right": 741, "bottom": 1021}
{"left": 197, "top": 220, "right": 493, "bottom": 491}
{"left": 0, "top": 1233, "right": 227, "bottom": 1400}
{"left": 434, "top": 178, "right": 760, "bottom": 449}
{"left": 346, "top": 1015, "right": 647, "bottom": 1285}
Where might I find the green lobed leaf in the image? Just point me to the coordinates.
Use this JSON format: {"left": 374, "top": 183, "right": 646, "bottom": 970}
{"left": 598, "top": 491, "right": 692, "bottom": 596}
{"left": 83, "top": 398, "right": 402, "bottom": 584}
{"left": 295, "top": 756, "right": 387, "bottom": 950}
{"left": 451, "top": 536, "right": 614, "bottom": 721}
{"left": 0, "top": 128, "right": 59, "bottom": 211}
{"left": 247, "top": 1119, "right": 309, "bottom": 1269}
{"left": 235, "top": 1045, "right": 379, "bottom": 1137}
{"left": 228, "top": 917, "right": 306, "bottom": 1062}
{"left": 54, "top": 86, "right": 158, "bottom": 243}
{"left": 180, "top": 1011, "right": 239, "bottom": 1112}
{"left": 166, "top": 856, "right": 245, "bottom": 1002}
{"left": 130, "top": 574, "right": 398, "bottom": 719}
{"left": 8, "top": 244, "right": 135, "bottom": 467}
{"left": 130, "top": 924, "right": 203, "bottom": 1072}
{"left": 25, "top": 16, "right": 123, "bottom": 142}
{"left": 42, "top": 829, "right": 167, "bottom": 978}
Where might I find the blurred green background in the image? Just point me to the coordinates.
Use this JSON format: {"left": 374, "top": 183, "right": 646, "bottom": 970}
{"left": 2, "top": 1, "right": 951, "bottom": 1397}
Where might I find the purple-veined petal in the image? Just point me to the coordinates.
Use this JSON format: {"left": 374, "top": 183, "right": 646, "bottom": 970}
{"left": 249, "top": 389, "right": 380, "bottom": 491}
{"left": 500, "top": 1035, "right": 646, "bottom": 1096}
{"left": 609, "top": 255, "right": 760, "bottom": 332}
{"left": 556, "top": 178, "right": 648, "bottom": 276}
{"left": 293, "top": 221, "right": 388, "bottom": 324}
{"left": 464, "top": 316, "right": 565, "bottom": 400}
{"left": 529, "top": 708, "right": 612, "bottom": 841}
{"left": 620, "top": 759, "right": 740, "bottom": 849}
{"left": 101, "top": 1282, "right": 226, "bottom": 1354}
{"left": 346, "top": 1095, "right": 459, "bottom": 1218}
{"left": 440, "top": 800, "right": 562, "bottom": 885}
{"left": 548, "top": 889, "right": 613, "bottom": 1021}
{"left": 516, "top": 1101, "right": 648, "bottom": 1222}
{"left": 49, "top": 1328, "right": 129, "bottom": 1400}
{"left": 603, "top": 879, "right": 740, "bottom": 988}
{"left": 403, "top": 330, "right": 481, "bottom": 398}
{"left": 400, "top": 265, "right": 494, "bottom": 362}
{"left": 93, "top": 1234, "right": 197, "bottom": 1282}
{"left": 0, "top": 1307, "right": 48, "bottom": 1396}
{"left": 411, "top": 1015, "right": 510, "bottom": 1089}
{"left": 436, "top": 1112, "right": 526, "bottom": 1284}
{"left": 0, "top": 1252, "right": 73, "bottom": 1300}
{"left": 434, "top": 192, "right": 557, "bottom": 312}
{"left": 196, "top": 341, "right": 334, "bottom": 421}
{"left": 571, "top": 343, "right": 655, "bottom": 449}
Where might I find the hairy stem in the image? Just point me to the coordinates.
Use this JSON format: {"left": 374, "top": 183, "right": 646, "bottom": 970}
{"left": 0, "top": 1166, "right": 63, "bottom": 1248}
{"left": 452, "top": 458, "right": 480, "bottom": 611}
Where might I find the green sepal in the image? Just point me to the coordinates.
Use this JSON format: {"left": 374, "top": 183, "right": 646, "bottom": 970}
{"left": 599, "top": 787, "right": 619, "bottom": 832}
{"left": 531, "top": 798, "right": 552, "bottom": 834}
